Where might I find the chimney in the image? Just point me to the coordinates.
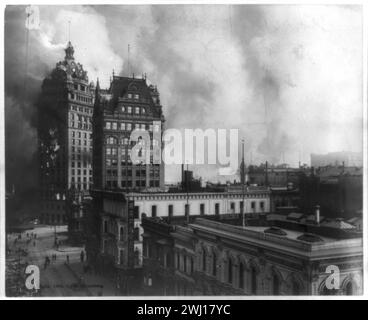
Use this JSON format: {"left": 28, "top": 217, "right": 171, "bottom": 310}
{"left": 315, "top": 205, "right": 320, "bottom": 225}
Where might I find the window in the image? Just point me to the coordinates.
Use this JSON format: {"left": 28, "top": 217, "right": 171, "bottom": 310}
{"left": 120, "top": 250, "right": 124, "bottom": 265}
{"left": 251, "top": 201, "right": 256, "bottom": 210}
{"left": 134, "top": 94, "right": 139, "bottom": 100}
{"left": 345, "top": 282, "right": 353, "bottom": 296}
{"left": 121, "top": 123, "right": 126, "bottom": 130}
{"left": 120, "top": 226, "right": 124, "bottom": 241}
{"left": 202, "top": 250, "right": 206, "bottom": 272}
{"left": 272, "top": 274, "right": 280, "bottom": 295}
{"left": 292, "top": 281, "right": 300, "bottom": 295}
{"left": 134, "top": 206, "right": 139, "bottom": 219}
{"left": 200, "top": 203, "right": 205, "bottom": 216}
{"left": 134, "top": 227, "right": 139, "bottom": 241}
{"left": 212, "top": 253, "right": 217, "bottom": 277}
{"left": 127, "top": 107, "right": 132, "bottom": 113}
{"left": 151, "top": 205, "right": 157, "bottom": 217}
{"left": 106, "top": 148, "right": 111, "bottom": 155}
{"left": 230, "top": 202, "right": 235, "bottom": 213}
{"left": 112, "top": 122, "right": 117, "bottom": 130}
{"left": 105, "top": 122, "right": 111, "bottom": 130}
{"left": 104, "top": 220, "right": 108, "bottom": 233}
{"left": 127, "top": 123, "right": 132, "bottom": 131}
{"left": 215, "top": 203, "right": 220, "bottom": 215}
{"left": 260, "top": 201, "right": 265, "bottom": 211}
{"left": 135, "top": 107, "right": 140, "bottom": 114}
{"left": 228, "top": 259, "right": 233, "bottom": 284}
{"left": 168, "top": 205, "right": 173, "bottom": 218}
{"left": 251, "top": 267, "right": 257, "bottom": 294}
{"left": 239, "top": 262, "right": 244, "bottom": 289}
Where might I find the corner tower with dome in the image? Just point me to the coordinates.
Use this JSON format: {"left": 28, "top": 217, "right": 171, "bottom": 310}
{"left": 37, "top": 41, "right": 95, "bottom": 238}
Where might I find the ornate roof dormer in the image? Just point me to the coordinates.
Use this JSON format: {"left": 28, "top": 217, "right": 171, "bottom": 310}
{"left": 65, "top": 41, "right": 74, "bottom": 60}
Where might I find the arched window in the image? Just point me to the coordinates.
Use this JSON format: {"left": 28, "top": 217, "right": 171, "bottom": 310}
{"left": 119, "top": 226, "right": 124, "bottom": 241}
{"left": 212, "top": 253, "right": 217, "bottom": 277}
{"left": 251, "top": 267, "right": 257, "bottom": 294}
{"left": 228, "top": 259, "right": 233, "bottom": 284}
{"left": 272, "top": 273, "right": 280, "bottom": 295}
{"left": 292, "top": 280, "right": 300, "bottom": 295}
{"left": 202, "top": 250, "right": 207, "bottom": 272}
{"left": 119, "top": 249, "right": 124, "bottom": 265}
{"left": 345, "top": 281, "right": 354, "bottom": 296}
{"left": 239, "top": 262, "right": 244, "bottom": 289}
{"left": 134, "top": 249, "right": 139, "bottom": 266}
{"left": 184, "top": 255, "right": 187, "bottom": 273}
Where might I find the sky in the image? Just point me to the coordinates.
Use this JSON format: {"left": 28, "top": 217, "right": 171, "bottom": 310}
{"left": 4, "top": 4, "right": 363, "bottom": 194}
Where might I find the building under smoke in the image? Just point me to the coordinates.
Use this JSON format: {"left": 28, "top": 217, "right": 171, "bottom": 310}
{"left": 38, "top": 41, "right": 95, "bottom": 225}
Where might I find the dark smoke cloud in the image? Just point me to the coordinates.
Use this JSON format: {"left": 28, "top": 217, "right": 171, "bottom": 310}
{"left": 5, "top": 5, "right": 363, "bottom": 192}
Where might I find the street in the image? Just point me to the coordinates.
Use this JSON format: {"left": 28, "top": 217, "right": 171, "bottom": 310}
{"left": 6, "top": 226, "right": 117, "bottom": 297}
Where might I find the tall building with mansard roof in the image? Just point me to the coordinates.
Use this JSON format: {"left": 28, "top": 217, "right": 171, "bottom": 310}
{"left": 92, "top": 74, "right": 165, "bottom": 191}
{"left": 38, "top": 41, "right": 94, "bottom": 227}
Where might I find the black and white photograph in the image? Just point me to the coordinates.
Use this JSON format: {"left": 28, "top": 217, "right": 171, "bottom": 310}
{"left": 2, "top": 2, "right": 366, "bottom": 300}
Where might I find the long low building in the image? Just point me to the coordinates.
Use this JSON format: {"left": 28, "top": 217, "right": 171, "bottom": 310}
{"left": 85, "top": 187, "right": 270, "bottom": 294}
{"left": 141, "top": 217, "right": 363, "bottom": 296}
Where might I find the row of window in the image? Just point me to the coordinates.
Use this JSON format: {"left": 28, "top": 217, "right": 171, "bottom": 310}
{"left": 146, "top": 201, "right": 264, "bottom": 217}
{"left": 71, "top": 146, "right": 92, "bottom": 154}
{"left": 105, "top": 179, "right": 160, "bottom": 188}
{"left": 106, "top": 169, "right": 151, "bottom": 177}
{"left": 71, "top": 161, "right": 91, "bottom": 168}
{"left": 71, "top": 151, "right": 92, "bottom": 161}
{"left": 70, "top": 183, "right": 90, "bottom": 191}
{"left": 105, "top": 122, "right": 160, "bottom": 132}
{"left": 70, "top": 121, "right": 92, "bottom": 130}
{"left": 71, "top": 139, "right": 90, "bottom": 146}
{"left": 71, "top": 131, "right": 92, "bottom": 139}
{"left": 125, "top": 93, "right": 140, "bottom": 100}
{"left": 71, "top": 169, "right": 92, "bottom": 176}
{"left": 70, "top": 93, "right": 93, "bottom": 104}
{"left": 69, "top": 113, "right": 92, "bottom": 123}
{"left": 70, "top": 105, "right": 93, "bottom": 114}
{"left": 120, "top": 105, "right": 146, "bottom": 115}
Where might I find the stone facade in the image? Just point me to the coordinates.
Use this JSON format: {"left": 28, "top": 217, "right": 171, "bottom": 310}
{"left": 38, "top": 42, "right": 94, "bottom": 226}
{"left": 142, "top": 218, "right": 363, "bottom": 296}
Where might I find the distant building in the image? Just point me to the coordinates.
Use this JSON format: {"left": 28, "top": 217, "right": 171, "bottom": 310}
{"left": 248, "top": 163, "right": 305, "bottom": 188}
{"left": 311, "top": 151, "right": 362, "bottom": 168}
{"left": 299, "top": 166, "right": 363, "bottom": 219}
{"left": 141, "top": 217, "right": 362, "bottom": 296}
{"left": 38, "top": 42, "right": 94, "bottom": 225}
